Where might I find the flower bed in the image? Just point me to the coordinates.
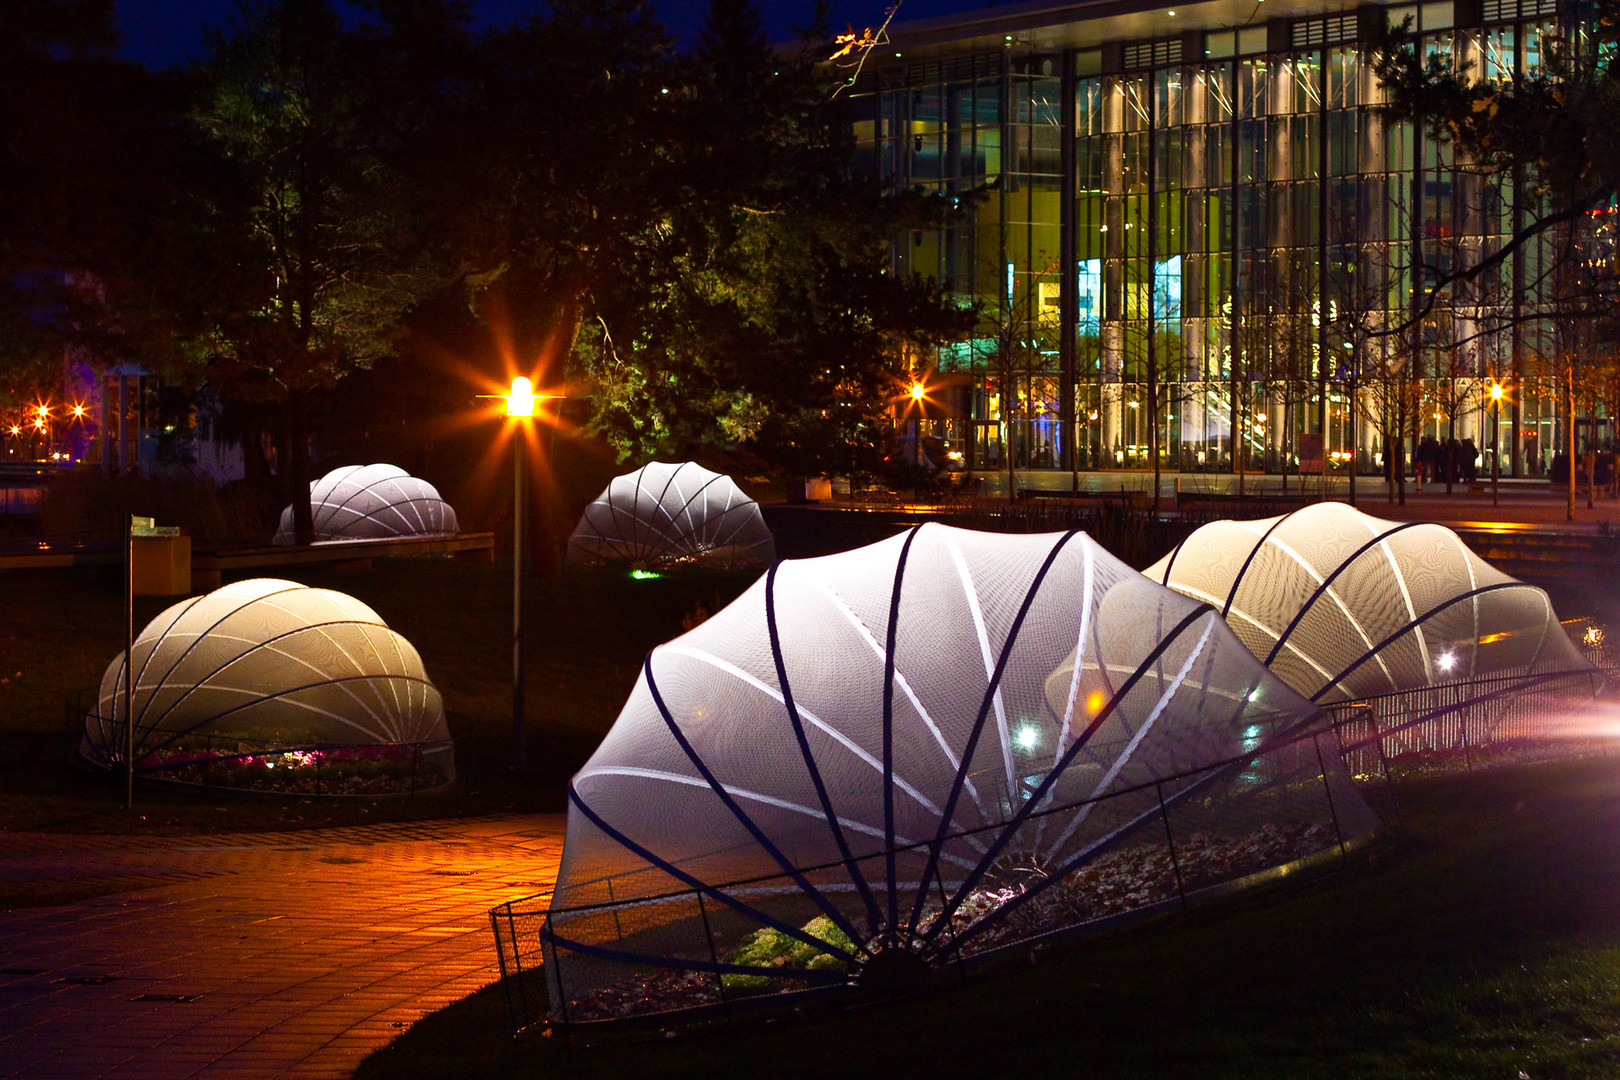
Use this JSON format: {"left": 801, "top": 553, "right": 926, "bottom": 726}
{"left": 135, "top": 742, "right": 449, "bottom": 795}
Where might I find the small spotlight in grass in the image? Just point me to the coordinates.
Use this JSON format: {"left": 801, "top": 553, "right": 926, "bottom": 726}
{"left": 630, "top": 569, "right": 662, "bottom": 581}
{"left": 1014, "top": 725, "right": 1040, "bottom": 752}
{"left": 1436, "top": 651, "right": 1456, "bottom": 673}
{"left": 1584, "top": 625, "right": 1605, "bottom": 650}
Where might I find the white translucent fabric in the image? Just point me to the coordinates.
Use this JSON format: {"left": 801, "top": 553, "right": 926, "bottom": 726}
{"left": 1144, "top": 502, "right": 1591, "bottom": 704}
{"left": 272, "top": 464, "right": 458, "bottom": 545}
{"left": 545, "top": 525, "right": 1373, "bottom": 1007}
{"left": 566, "top": 461, "right": 774, "bottom": 569}
{"left": 81, "top": 579, "right": 450, "bottom": 771}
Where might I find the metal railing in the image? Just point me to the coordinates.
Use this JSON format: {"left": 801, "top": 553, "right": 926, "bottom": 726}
{"left": 1324, "top": 666, "right": 1610, "bottom": 785}
{"left": 491, "top": 662, "right": 1613, "bottom": 1038}
{"left": 494, "top": 724, "right": 1369, "bottom": 1037}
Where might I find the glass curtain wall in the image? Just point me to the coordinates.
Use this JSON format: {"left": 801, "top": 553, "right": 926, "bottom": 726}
{"left": 861, "top": 0, "right": 1590, "bottom": 475}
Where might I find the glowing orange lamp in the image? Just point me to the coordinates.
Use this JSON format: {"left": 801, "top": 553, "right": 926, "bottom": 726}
{"left": 507, "top": 376, "right": 536, "bottom": 417}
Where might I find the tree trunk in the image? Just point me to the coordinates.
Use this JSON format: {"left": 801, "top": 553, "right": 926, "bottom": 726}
{"left": 1451, "top": 409, "right": 1464, "bottom": 498}
{"left": 1280, "top": 397, "right": 1290, "bottom": 494}
{"left": 1347, "top": 372, "right": 1359, "bottom": 508}
{"left": 1149, "top": 376, "right": 1161, "bottom": 512}
{"left": 1396, "top": 395, "right": 1407, "bottom": 507}
{"left": 1567, "top": 371, "right": 1577, "bottom": 523}
{"left": 238, "top": 406, "right": 274, "bottom": 493}
{"left": 289, "top": 389, "right": 316, "bottom": 546}
{"left": 1006, "top": 378, "right": 1016, "bottom": 506}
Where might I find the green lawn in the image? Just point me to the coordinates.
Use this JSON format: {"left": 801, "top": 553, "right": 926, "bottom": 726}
{"left": 359, "top": 755, "right": 1620, "bottom": 1079}
{"left": 0, "top": 559, "right": 755, "bottom": 838}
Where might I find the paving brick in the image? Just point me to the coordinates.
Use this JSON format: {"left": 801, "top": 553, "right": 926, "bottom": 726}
{"left": 0, "top": 814, "right": 563, "bottom": 1079}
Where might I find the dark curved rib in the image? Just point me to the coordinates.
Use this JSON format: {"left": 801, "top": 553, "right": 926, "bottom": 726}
{"left": 765, "top": 562, "right": 884, "bottom": 931}
{"left": 1156, "top": 531, "right": 1185, "bottom": 585}
{"left": 315, "top": 467, "right": 408, "bottom": 535}
{"left": 1308, "top": 581, "right": 1531, "bottom": 703}
{"left": 119, "top": 593, "right": 208, "bottom": 730}
{"left": 1262, "top": 520, "right": 1429, "bottom": 665}
{"left": 589, "top": 496, "right": 645, "bottom": 562}
{"left": 644, "top": 469, "right": 728, "bottom": 564}
{"left": 638, "top": 462, "right": 691, "bottom": 561}
{"left": 132, "top": 583, "right": 309, "bottom": 736}
{"left": 612, "top": 463, "right": 653, "bottom": 559}
{"left": 642, "top": 652, "right": 869, "bottom": 948}
{"left": 907, "top": 529, "right": 1081, "bottom": 932}
{"left": 954, "top": 703, "right": 1328, "bottom": 952}
{"left": 883, "top": 527, "right": 921, "bottom": 934}
{"left": 134, "top": 672, "right": 438, "bottom": 762}
{"left": 1219, "top": 508, "right": 1304, "bottom": 618}
{"left": 702, "top": 498, "right": 769, "bottom": 558}
{"left": 137, "top": 617, "right": 415, "bottom": 738}
{"left": 566, "top": 784, "right": 858, "bottom": 961}
{"left": 332, "top": 496, "right": 452, "bottom": 538}
{"left": 921, "top": 601, "right": 1216, "bottom": 944}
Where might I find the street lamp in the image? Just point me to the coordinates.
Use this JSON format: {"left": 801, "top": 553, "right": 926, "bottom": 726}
{"left": 1490, "top": 382, "right": 1504, "bottom": 507}
{"left": 506, "top": 376, "right": 536, "bottom": 771}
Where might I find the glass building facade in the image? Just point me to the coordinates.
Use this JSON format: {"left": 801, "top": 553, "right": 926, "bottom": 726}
{"left": 853, "top": 0, "right": 1601, "bottom": 477}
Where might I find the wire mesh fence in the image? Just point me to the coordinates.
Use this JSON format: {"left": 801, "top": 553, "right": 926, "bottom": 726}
{"left": 492, "top": 663, "right": 1615, "bottom": 1038}
{"left": 493, "top": 723, "right": 1372, "bottom": 1037}
{"left": 1325, "top": 666, "right": 1610, "bottom": 784}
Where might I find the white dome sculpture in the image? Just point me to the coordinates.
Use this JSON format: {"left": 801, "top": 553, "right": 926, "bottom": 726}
{"left": 80, "top": 579, "right": 453, "bottom": 793}
{"left": 541, "top": 524, "right": 1374, "bottom": 1019}
{"left": 566, "top": 461, "right": 775, "bottom": 570}
{"left": 272, "top": 464, "right": 458, "bottom": 545}
{"left": 1143, "top": 502, "right": 1593, "bottom": 704}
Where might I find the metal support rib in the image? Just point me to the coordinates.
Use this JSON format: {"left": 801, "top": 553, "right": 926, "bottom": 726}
{"left": 764, "top": 561, "right": 885, "bottom": 931}
{"left": 920, "top": 601, "right": 1216, "bottom": 945}
{"left": 1218, "top": 509, "right": 1305, "bottom": 618}
{"left": 1309, "top": 581, "right": 1532, "bottom": 703}
{"left": 952, "top": 704, "right": 1330, "bottom": 953}
{"left": 1262, "top": 520, "right": 1428, "bottom": 665}
{"left": 641, "top": 653, "right": 868, "bottom": 948}
{"left": 882, "top": 528, "right": 920, "bottom": 934}
{"left": 564, "top": 784, "right": 856, "bottom": 961}
{"left": 907, "top": 530, "right": 1081, "bottom": 932}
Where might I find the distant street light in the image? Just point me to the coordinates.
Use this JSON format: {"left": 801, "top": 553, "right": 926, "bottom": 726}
{"left": 506, "top": 376, "right": 535, "bottom": 771}
{"left": 1490, "top": 382, "right": 1504, "bottom": 507}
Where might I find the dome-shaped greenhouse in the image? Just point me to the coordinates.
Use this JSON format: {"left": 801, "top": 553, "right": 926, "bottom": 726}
{"left": 1143, "top": 502, "right": 1593, "bottom": 705}
{"left": 566, "top": 461, "right": 774, "bottom": 570}
{"left": 541, "top": 524, "right": 1374, "bottom": 1023}
{"left": 272, "top": 464, "right": 458, "bottom": 545}
{"left": 81, "top": 578, "right": 453, "bottom": 794}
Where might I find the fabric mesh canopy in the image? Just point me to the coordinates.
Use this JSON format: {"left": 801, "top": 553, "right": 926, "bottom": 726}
{"left": 1143, "top": 502, "right": 1593, "bottom": 704}
{"left": 273, "top": 464, "right": 457, "bottom": 545}
{"left": 543, "top": 524, "right": 1374, "bottom": 1016}
{"left": 81, "top": 579, "right": 452, "bottom": 787}
{"left": 566, "top": 461, "right": 774, "bottom": 569}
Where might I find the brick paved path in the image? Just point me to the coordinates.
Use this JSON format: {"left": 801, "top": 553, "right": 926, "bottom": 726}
{"left": 0, "top": 816, "right": 565, "bottom": 1079}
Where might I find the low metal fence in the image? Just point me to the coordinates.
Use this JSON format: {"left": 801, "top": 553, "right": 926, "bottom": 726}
{"left": 492, "top": 661, "right": 1618, "bottom": 1038}
{"left": 493, "top": 724, "right": 1372, "bottom": 1038}
{"left": 1325, "top": 666, "right": 1611, "bottom": 785}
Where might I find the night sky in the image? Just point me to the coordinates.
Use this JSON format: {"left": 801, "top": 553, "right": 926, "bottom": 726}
{"left": 115, "top": 0, "right": 998, "bottom": 69}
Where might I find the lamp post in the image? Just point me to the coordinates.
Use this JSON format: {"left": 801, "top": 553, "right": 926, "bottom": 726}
{"left": 1490, "top": 382, "right": 1504, "bottom": 508}
{"left": 507, "top": 376, "right": 536, "bottom": 772}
